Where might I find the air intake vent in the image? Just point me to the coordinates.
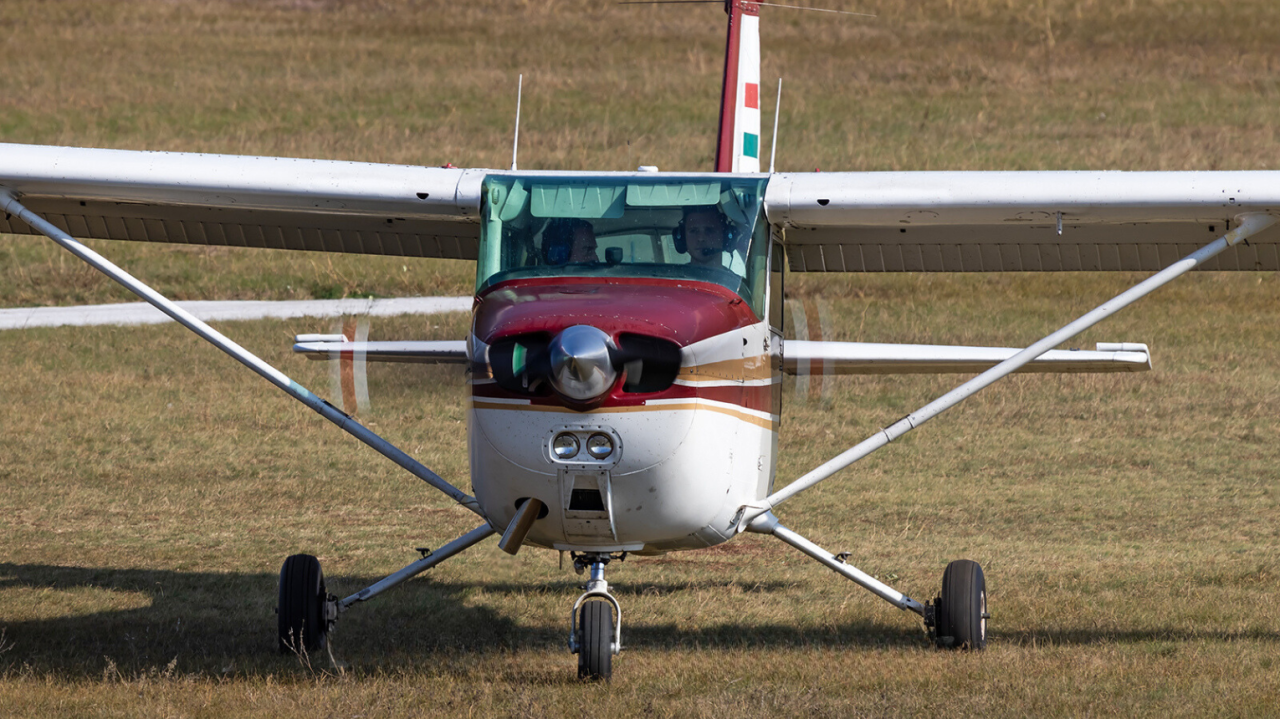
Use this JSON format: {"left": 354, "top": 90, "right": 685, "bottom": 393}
{"left": 616, "top": 333, "right": 682, "bottom": 394}
{"left": 569, "top": 489, "right": 606, "bottom": 512}
{"left": 489, "top": 332, "right": 553, "bottom": 396}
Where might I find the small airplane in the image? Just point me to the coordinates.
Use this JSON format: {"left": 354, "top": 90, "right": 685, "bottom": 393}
{"left": 2, "top": 0, "right": 1278, "bottom": 681}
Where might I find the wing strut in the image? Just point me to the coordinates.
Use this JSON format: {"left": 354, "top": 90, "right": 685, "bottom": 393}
{"left": 0, "top": 191, "right": 485, "bottom": 519}
{"left": 735, "top": 213, "right": 1277, "bottom": 532}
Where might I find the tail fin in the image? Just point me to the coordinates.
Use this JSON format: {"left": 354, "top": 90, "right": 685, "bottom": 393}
{"left": 714, "top": 0, "right": 761, "bottom": 173}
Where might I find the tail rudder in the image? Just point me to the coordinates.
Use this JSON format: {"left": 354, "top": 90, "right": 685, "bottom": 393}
{"left": 714, "top": 0, "right": 762, "bottom": 173}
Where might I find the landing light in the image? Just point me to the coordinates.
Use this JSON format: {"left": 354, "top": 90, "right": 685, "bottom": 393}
{"left": 552, "top": 433, "right": 580, "bottom": 459}
{"left": 586, "top": 433, "right": 614, "bottom": 459}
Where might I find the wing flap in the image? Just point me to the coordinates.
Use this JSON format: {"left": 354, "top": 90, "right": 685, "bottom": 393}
{"left": 0, "top": 197, "right": 480, "bottom": 260}
{"left": 784, "top": 340, "right": 1151, "bottom": 375}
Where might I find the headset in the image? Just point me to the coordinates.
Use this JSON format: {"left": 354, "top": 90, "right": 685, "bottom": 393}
{"left": 673, "top": 205, "right": 736, "bottom": 255}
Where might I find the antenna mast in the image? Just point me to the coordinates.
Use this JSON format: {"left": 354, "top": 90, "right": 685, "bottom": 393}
{"left": 768, "top": 77, "right": 781, "bottom": 173}
{"left": 510, "top": 75, "right": 523, "bottom": 171}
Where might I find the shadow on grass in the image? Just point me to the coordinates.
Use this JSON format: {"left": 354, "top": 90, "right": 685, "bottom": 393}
{"left": 1, "top": 562, "right": 1276, "bottom": 680}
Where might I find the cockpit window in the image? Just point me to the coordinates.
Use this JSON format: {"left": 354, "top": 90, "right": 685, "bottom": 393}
{"left": 477, "top": 175, "right": 770, "bottom": 318}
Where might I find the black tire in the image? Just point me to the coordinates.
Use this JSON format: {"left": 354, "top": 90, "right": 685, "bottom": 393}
{"left": 278, "top": 554, "right": 328, "bottom": 654}
{"left": 936, "top": 559, "right": 987, "bottom": 650}
{"left": 577, "top": 601, "right": 613, "bottom": 681}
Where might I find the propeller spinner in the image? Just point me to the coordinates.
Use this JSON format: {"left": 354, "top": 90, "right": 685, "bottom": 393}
{"left": 548, "top": 325, "right": 618, "bottom": 401}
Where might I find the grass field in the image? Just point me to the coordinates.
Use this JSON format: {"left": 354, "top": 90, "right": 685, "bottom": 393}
{"left": 2, "top": 0, "right": 1280, "bottom": 716}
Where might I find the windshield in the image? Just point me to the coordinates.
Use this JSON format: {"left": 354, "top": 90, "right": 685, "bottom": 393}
{"left": 477, "top": 175, "right": 770, "bottom": 318}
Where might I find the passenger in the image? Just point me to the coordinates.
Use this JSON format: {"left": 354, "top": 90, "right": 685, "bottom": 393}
{"left": 675, "top": 206, "right": 745, "bottom": 274}
{"left": 542, "top": 219, "right": 599, "bottom": 265}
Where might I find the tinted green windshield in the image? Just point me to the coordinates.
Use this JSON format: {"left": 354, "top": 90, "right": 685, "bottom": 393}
{"left": 478, "top": 175, "right": 770, "bottom": 317}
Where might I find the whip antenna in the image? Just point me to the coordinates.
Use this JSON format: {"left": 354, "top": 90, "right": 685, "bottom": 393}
{"left": 768, "top": 77, "right": 781, "bottom": 173}
{"left": 510, "top": 74, "right": 523, "bottom": 171}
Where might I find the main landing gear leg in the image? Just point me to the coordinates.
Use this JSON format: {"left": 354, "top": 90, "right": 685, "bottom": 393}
{"left": 747, "top": 512, "right": 988, "bottom": 650}
{"left": 277, "top": 524, "right": 496, "bottom": 655}
{"left": 568, "top": 553, "right": 623, "bottom": 681}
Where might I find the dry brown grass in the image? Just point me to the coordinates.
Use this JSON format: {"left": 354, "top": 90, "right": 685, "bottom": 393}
{"left": 2, "top": 0, "right": 1280, "bottom": 716}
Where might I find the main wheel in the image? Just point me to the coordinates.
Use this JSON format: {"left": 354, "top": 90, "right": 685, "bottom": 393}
{"left": 278, "top": 554, "right": 329, "bottom": 654}
{"left": 935, "top": 559, "right": 987, "bottom": 650}
{"left": 577, "top": 601, "right": 613, "bottom": 681}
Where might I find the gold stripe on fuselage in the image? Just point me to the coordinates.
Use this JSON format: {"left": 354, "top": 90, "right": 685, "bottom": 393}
{"left": 677, "top": 355, "right": 773, "bottom": 383}
{"left": 469, "top": 399, "right": 776, "bottom": 429}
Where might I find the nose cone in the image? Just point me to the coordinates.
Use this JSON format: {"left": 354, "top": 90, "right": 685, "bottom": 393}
{"left": 549, "top": 325, "right": 616, "bottom": 401}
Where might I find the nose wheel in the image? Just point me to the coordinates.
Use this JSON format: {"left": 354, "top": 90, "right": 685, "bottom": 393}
{"left": 577, "top": 600, "right": 614, "bottom": 680}
{"left": 927, "top": 559, "right": 988, "bottom": 650}
{"left": 568, "top": 552, "right": 623, "bottom": 681}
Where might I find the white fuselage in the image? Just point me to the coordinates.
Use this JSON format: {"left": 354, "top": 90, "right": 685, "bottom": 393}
{"left": 470, "top": 318, "right": 781, "bottom": 554}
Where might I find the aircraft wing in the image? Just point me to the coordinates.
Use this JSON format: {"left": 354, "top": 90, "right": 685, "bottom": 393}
{"left": 292, "top": 337, "right": 469, "bottom": 364}
{"left": 4, "top": 143, "right": 1280, "bottom": 273}
{"left": 0, "top": 143, "right": 484, "bottom": 260}
{"left": 765, "top": 172, "right": 1280, "bottom": 271}
{"left": 783, "top": 341, "right": 1151, "bottom": 375}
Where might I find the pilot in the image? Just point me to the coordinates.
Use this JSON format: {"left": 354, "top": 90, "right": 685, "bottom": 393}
{"left": 675, "top": 206, "right": 745, "bottom": 274}
{"left": 542, "top": 218, "right": 599, "bottom": 264}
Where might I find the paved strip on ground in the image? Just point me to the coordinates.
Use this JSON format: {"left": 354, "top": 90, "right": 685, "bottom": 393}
{"left": 0, "top": 297, "right": 472, "bottom": 330}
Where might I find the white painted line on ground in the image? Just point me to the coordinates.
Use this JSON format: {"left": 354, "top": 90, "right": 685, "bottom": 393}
{"left": 0, "top": 296, "right": 472, "bottom": 330}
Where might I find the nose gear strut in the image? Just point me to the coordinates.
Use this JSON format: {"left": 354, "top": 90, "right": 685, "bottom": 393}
{"left": 568, "top": 552, "right": 625, "bottom": 681}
